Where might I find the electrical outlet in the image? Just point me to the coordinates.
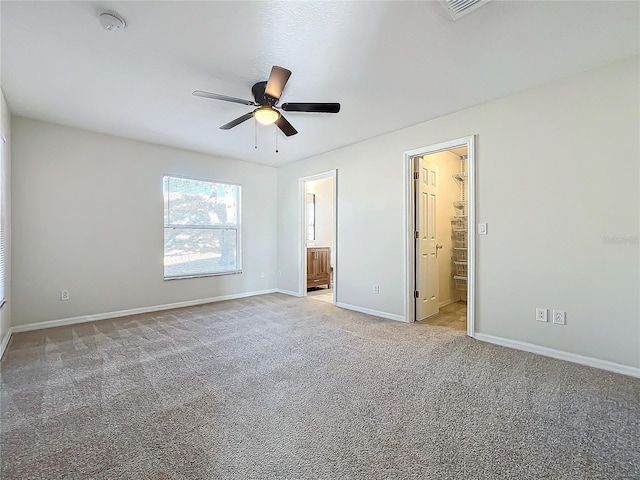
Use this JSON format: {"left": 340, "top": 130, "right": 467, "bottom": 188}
{"left": 373, "top": 285, "right": 380, "bottom": 294}
{"left": 60, "top": 290, "right": 70, "bottom": 301}
{"left": 536, "top": 308, "right": 548, "bottom": 322}
{"left": 277, "top": 271, "right": 282, "bottom": 277}
{"left": 261, "top": 272, "right": 265, "bottom": 278}
{"left": 477, "top": 223, "right": 488, "bottom": 235}
{"left": 552, "top": 310, "right": 566, "bottom": 325}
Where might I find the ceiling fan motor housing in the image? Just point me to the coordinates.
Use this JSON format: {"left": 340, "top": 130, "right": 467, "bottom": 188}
{"left": 252, "top": 81, "right": 278, "bottom": 106}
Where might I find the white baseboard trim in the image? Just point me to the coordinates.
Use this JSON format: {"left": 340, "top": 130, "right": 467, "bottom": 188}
{"left": 276, "top": 288, "right": 302, "bottom": 297}
{"left": 475, "top": 333, "right": 640, "bottom": 379}
{"left": 11, "top": 289, "right": 278, "bottom": 334}
{"left": 0, "top": 327, "right": 12, "bottom": 360}
{"left": 335, "top": 302, "right": 406, "bottom": 323}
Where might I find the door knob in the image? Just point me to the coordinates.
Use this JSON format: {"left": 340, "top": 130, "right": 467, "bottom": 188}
{"left": 436, "top": 244, "right": 443, "bottom": 249}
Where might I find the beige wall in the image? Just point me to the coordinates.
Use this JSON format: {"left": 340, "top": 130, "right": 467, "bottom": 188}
{"left": 277, "top": 56, "right": 640, "bottom": 368}
{"left": 0, "top": 88, "right": 11, "bottom": 348}
{"left": 11, "top": 118, "right": 278, "bottom": 326}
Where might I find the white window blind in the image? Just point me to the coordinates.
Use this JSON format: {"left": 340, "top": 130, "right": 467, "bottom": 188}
{"left": 163, "top": 175, "right": 241, "bottom": 279}
{"left": 0, "top": 133, "right": 5, "bottom": 306}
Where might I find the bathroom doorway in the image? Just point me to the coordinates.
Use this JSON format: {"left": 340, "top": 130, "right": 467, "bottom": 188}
{"left": 299, "top": 170, "right": 337, "bottom": 305}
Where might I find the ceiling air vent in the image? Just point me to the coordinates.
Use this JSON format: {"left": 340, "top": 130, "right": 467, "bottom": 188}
{"left": 440, "top": 0, "right": 491, "bottom": 20}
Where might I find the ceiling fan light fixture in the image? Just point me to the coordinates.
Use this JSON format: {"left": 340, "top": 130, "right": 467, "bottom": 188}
{"left": 254, "top": 106, "right": 280, "bottom": 125}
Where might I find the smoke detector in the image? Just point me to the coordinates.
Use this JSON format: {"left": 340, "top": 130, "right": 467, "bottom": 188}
{"left": 440, "top": 0, "right": 491, "bottom": 20}
{"left": 99, "top": 12, "right": 126, "bottom": 32}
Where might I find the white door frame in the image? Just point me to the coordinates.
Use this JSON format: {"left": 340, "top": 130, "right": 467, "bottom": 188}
{"left": 404, "top": 136, "right": 476, "bottom": 337}
{"left": 298, "top": 170, "right": 338, "bottom": 303}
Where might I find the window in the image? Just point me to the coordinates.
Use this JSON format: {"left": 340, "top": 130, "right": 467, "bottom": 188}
{"left": 0, "top": 133, "right": 5, "bottom": 306}
{"left": 163, "top": 175, "right": 241, "bottom": 279}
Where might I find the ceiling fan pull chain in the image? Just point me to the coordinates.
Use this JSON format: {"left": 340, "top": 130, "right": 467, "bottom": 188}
{"left": 275, "top": 125, "right": 279, "bottom": 153}
{"left": 254, "top": 118, "right": 258, "bottom": 149}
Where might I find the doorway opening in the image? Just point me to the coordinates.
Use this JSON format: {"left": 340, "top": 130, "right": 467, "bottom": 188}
{"left": 404, "top": 136, "right": 476, "bottom": 336}
{"left": 299, "top": 170, "right": 337, "bottom": 305}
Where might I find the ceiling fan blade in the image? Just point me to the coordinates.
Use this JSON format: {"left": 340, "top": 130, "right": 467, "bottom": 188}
{"left": 264, "top": 66, "right": 292, "bottom": 100}
{"left": 275, "top": 115, "right": 298, "bottom": 137}
{"left": 281, "top": 102, "right": 340, "bottom": 113}
{"left": 193, "top": 90, "right": 255, "bottom": 106}
{"left": 220, "top": 112, "right": 254, "bottom": 130}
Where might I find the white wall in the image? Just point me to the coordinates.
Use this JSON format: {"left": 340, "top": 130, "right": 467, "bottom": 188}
{"left": 277, "top": 56, "right": 640, "bottom": 369}
{"left": 11, "top": 118, "right": 278, "bottom": 326}
{"left": 0, "top": 88, "right": 11, "bottom": 349}
{"left": 306, "top": 177, "right": 334, "bottom": 258}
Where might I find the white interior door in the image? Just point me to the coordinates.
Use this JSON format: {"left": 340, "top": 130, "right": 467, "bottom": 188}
{"left": 416, "top": 156, "right": 439, "bottom": 320}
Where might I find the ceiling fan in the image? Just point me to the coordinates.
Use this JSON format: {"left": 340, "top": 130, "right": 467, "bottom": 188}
{"left": 193, "top": 66, "right": 340, "bottom": 137}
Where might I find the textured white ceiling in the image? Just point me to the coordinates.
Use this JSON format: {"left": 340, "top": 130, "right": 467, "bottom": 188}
{"left": 1, "top": 1, "right": 638, "bottom": 167}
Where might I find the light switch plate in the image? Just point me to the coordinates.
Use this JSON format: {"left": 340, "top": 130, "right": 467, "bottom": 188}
{"left": 477, "top": 223, "right": 488, "bottom": 235}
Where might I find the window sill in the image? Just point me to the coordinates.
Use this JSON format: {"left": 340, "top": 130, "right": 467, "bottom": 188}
{"left": 164, "top": 270, "right": 242, "bottom": 281}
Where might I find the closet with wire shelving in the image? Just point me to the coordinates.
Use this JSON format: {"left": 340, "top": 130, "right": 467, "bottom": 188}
{"left": 452, "top": 154, "right": 468, "bottom": 300}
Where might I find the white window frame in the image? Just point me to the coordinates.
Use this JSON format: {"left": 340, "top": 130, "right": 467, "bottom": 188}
{"left": 163, "top": 174, "right": 242, "bottom": 280}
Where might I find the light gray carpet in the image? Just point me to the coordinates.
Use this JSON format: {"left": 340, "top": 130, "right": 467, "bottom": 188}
{"left": 1, "top": 293, "right": 638, "bottom": 479}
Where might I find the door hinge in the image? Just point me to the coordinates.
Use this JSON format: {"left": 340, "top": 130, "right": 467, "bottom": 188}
{"left": 414, "top": 290, "right": 419, "bottom": 298}
{"left": 414, "top": 231, "right": 419, "bottom": 239}
{"left": 413, "top": 172, "right": 419, "bottom": 180}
